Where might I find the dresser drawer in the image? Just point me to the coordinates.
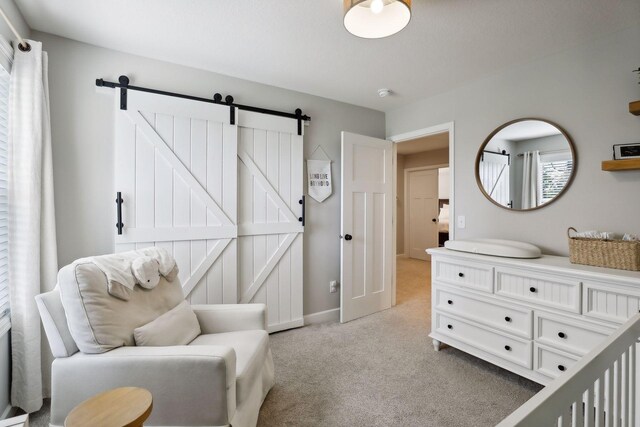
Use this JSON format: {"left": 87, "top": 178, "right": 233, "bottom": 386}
{"left": 534, "top": 312, "right": 614, "bottom": 356}
{"left": 495, "top": 267, "right": 581, "bottom": 313}
{"left": 534, "top": 343, "right": 579, "bottom": 380}
{"left": 583, "top": 281, "right": 640, "bottom": 324}
{"left": 434, "top": 259, "right": 493, "bottom": 293}
{"left": 435, "top": 312, "right": 532, "bottom": 368}
{"left": 435, "top": 287, "right": 532, "bottom": 339}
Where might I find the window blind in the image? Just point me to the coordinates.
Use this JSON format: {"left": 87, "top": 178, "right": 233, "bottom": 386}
{"left": 541, "top": 159, "right": 572, "bottom": 203}
{"left": 0, "top": 63, "right": 9, "bottom": 336}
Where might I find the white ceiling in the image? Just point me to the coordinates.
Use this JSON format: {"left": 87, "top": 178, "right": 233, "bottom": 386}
{"left": 397, "top": 132, "right": 449, "bottom": 155}
{"left": 15, "top": 0, "right": 640, "bottom": 112}
{"left": 493, "top": 120, "right": 561, "bottom": 142}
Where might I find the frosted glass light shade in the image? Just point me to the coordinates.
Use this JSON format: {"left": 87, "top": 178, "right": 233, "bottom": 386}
{"left": 344, "top": 0, "right": 411, "bottom": 39}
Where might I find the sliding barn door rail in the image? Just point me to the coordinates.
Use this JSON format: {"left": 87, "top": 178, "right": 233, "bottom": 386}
{"left": 96, "top": 75, "right": 310, "bottom": 135}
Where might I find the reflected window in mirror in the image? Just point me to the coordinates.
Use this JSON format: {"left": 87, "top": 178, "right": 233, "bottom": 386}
{"left": 476, "top": 119, "right": 576, "bottom": 211}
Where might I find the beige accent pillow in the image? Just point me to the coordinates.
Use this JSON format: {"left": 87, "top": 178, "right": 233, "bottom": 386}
{"left": 58, "top": 254, "right": 185, "bottom": 354}
{"left": 134, "top": 301, "right": 201, "bottom": 346}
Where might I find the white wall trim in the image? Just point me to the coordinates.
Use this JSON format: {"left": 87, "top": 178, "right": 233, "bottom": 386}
{"left": 304, "top": 308, "right": 340, "bottom": 325}
{"left": 403, "top": 164, "right": 449, "bottom": 257}
{"left": 404, "top": 164, "right": 449, "bottom": 173}
{"left": 388, "top": 121, "right": 455, "bottom": 307}
{"left": 388, "top": 122, "right": 455, "bottom": 143}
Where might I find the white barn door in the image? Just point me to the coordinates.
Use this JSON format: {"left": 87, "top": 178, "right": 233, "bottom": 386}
{"left": 237, "top": 111, "right": 304, "bottom": 333}
{"left": 114, "top": 89, "right": 238, "bottom": 304}
{"left": 479, "top": 152, "right": 510, "bottom": 208}
{"left": 113, "top": 88, "right": 304, "bottom": 332}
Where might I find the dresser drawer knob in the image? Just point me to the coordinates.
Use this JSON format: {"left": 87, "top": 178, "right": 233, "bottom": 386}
{"left": 504, "top": 345, "right": 511, "bottom": 351}
{"left": 529, "top": 287, "right": 537, "bottom": 293}
{"left": 504, "top": 316, "right": 512, "bottom": 322}
{"left": 458, "top": 272, "right": 464, "bottom": 278}
{"left": 558, "top": 365, "right": 566, "bottom": 372}
{"left": 447, "top": 300, "right": 453, "bottom": 305}
{"left": 558, "top": 332, "right": 566, "bottom": 339}
{"left": 447, "top": 324, "right": 453, "bottom": 330}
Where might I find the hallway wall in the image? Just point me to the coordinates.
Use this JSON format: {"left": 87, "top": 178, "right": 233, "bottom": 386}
{"left": 396, "top": 148, "right": 450, "bottom": 256}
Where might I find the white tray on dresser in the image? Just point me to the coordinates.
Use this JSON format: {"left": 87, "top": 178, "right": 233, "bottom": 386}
{"left": 427, "top": 247, "right": 640, "bottom": 385}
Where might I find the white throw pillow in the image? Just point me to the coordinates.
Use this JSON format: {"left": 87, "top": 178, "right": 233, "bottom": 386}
{"left": 134, "top": 300, "right": 201, "bottom": 346}
{"left": 58, "top": 255, "right": 185, "bottom": 354}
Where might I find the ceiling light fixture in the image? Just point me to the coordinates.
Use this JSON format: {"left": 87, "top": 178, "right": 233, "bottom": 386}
{"left": 344, "top": 0, "right": 412, "bottom": 39}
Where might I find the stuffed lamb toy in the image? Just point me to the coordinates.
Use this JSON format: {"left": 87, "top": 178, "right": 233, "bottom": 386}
{"left": 89, "top": 247, "right": 180, "bottom": 301}
{"left": 132, "top": 256, "right": 162, "bottom": 289}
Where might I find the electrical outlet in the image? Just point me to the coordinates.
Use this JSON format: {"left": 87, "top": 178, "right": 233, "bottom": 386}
{"left": 330, "top": 280, "right": 338, "bottom": 293}
{"left": 457, "top": 215, "right": 466, "bottom": 229}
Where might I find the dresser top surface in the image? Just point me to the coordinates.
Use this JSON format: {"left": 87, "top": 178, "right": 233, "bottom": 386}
{"left": 428, "top": 247, "right": 640, "bottom": 284}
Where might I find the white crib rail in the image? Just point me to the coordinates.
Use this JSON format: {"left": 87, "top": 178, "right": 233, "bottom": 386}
{"left": 498, "top": 313, "right": 640, "bottom": 427}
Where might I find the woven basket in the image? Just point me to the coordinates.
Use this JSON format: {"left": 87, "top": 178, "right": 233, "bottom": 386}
{"left": 568, "top": 227, "right": 640, "bottom": 271}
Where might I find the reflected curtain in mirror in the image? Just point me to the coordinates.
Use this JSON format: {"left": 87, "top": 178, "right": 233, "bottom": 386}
{"left": 521, "top": 151, "right": 541, "bottom": 209}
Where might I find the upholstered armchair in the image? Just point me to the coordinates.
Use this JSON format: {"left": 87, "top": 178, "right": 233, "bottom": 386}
{"left": 36, "top": 254, "right": 275, "bottom": 427}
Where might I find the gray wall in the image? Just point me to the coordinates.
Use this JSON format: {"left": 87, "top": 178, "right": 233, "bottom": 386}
{"left": 37, "top": 31, "right": 385, "bottom": 316}
{"left": 0, "top": 0, "right": 29, "bottom": 48}
{"left": 403, "top": 148, "right": 449, "bottom": 170}
{"left": 386, "top": 25, "right": 640, "bottom": 255}
{"left": 0, "top": 0, "right": 30, "bottom": 417}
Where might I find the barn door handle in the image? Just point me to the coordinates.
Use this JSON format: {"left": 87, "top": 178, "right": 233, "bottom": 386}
{"left": 115, "top": 192, "right": 124, "bottom": 235}
{"left": 298, "top": 196, "right": 305, "bottom": 226}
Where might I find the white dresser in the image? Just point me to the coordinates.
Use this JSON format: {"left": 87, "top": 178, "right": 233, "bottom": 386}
{"left": 428, "top": 247, "right": 640, "bottom": 385}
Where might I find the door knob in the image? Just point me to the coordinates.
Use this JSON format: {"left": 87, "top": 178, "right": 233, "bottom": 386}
{"left": 344, "top": 234, "right": 353, "bottom": 241}
{"left": 432, "top": 218, "right": 437, "bottom": 223}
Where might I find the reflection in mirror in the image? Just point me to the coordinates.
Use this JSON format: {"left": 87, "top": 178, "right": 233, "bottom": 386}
{"left": 476, "top": 119, "right": 576, "bottom": 211}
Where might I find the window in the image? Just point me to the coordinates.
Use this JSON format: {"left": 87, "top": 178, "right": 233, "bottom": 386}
{"left": 0, "top": 62, "right": 9, "bottom": 336}
{"left": 541, "top": 159, "right": 572, "bottom": 203}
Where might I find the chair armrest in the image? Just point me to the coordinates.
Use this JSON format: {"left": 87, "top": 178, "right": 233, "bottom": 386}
{"left": 50, "top": 345, "right": 236, "bottom": 427}
{"left": 192, "top": 303, "right": 267, "bottom": 333}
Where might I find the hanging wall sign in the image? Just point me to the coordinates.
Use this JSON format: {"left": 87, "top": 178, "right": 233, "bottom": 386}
{"left": 307, "top": 159, "right": 332, "bottom": 202}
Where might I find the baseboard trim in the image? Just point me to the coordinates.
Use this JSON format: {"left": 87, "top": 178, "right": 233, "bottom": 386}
{"left": 396, "top": 253, "right": 407, "bottom": 258}
{"left": 268, "top": 318, "right": 304, "bottom": 334}
{"left": 304, "top": 308, "right": 340, "bottom": 325}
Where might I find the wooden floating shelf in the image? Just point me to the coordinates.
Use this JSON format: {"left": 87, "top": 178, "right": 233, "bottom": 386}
{"left": 602, "top": 158, "right": 640, "bottom": 171}
{"left": 630, "top": 100, "right": 640, "bottom": 116}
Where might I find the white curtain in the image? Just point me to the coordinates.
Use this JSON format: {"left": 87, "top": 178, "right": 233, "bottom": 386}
{"left": 521, "top": 150, "right": 542, "bottom": 209}
{"left": 8, "top": 40, "right": 58, "bottom": 412}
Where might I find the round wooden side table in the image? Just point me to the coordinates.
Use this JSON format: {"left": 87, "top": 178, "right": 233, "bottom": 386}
{"left": 64, "top": 387, "right": 153, "bottom": 427}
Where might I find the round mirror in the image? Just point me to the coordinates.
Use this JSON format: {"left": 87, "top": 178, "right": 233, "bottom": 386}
{"left": 475, "top": 118, "right": 576, "bottom": 211}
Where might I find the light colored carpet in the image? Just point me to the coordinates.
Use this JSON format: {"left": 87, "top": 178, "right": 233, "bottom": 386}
{"left": 28, "top": 257, "right": 542, "bottom": 427}
{"left": 257, "top": 258, "right": 541, "bottom": 426}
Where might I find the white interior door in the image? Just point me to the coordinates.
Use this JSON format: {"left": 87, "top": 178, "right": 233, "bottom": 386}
{"left": 340, "top": 132, "right": 393, "bottom": 323}
{"left": 407, "top": 169, "right": 438, "bottom": 261}
{"left": 115, "top": 89, "right": 238, "bottom": 304}
{"left": 114, "top": 89, "right": 304, "bottom": 332}
{"left": 237, "top": 111, "right": 304, "bottom": 333}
